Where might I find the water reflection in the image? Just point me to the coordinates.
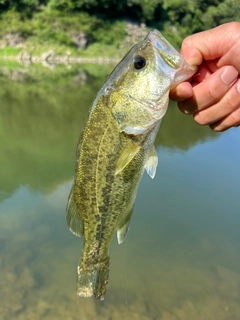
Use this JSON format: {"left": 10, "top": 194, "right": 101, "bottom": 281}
{"left": 0, "top": 63, "right": 216, "bottom": 198}
{"left": 0, "top": 64, "right": 240, "bottom": 319}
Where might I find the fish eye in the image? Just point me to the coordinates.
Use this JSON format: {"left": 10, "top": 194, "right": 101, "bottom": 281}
{"left": 133, "top": 55, "right": 146, "bottom": 70}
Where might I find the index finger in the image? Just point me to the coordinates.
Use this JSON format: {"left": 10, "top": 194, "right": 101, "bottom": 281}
{"left": 181, "top": 22, "right": 240, "bottom": 66}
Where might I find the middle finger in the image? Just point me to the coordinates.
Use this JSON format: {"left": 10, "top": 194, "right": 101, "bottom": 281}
{"left": 178, "top": 66, "right": 238, "bottom": 114}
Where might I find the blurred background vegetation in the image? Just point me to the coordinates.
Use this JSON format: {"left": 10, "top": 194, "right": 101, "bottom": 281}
{"left": 0, "top": 63, "right": 217, "bottom": 199}
{"left": 0, "top": 0, "right": 239, "bottom": 58}
{"left": 0, "top": 0, "right": 235, "bottom": 198}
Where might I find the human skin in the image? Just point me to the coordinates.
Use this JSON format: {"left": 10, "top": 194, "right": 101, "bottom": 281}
{"left": 170, "top": 22, "right": 240, "bottom": 131}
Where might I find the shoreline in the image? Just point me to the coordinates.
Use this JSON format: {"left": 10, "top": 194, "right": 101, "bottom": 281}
{"left": 0, "top": 54, "right": 120, "bottom": 64}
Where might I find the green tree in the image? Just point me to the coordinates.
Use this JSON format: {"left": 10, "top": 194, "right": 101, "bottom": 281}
{"left": 203, "top": 0, "right": 240, "bottom": 28}
{"left": 159, "top": 0, "right": 236, "bottom": 46}
{"left": 0, "top": 0, "right": 47, "bottom": 15}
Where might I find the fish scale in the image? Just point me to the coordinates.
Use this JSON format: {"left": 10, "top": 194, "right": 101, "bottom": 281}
{"left": 66, "top": 29, "right": 197, "bottom": 300}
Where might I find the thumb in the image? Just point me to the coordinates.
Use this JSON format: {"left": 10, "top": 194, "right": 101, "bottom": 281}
{"left": 180, "top": 37, "right": 203, "bottom": 66}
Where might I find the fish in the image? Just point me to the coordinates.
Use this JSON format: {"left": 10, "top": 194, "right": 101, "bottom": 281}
{"left": 66, "top": 29, "right": 196, "bottom": 300}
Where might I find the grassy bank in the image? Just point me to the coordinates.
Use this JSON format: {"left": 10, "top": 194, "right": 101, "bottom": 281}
{"left": 0, "top": 10, "right": 148, "bottom": 62}
{"left": 0, "top": 0, "right": 239, "bottom": 62}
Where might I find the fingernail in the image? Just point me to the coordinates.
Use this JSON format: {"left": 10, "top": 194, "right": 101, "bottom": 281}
{"left": 221, "top": 66, "right": 238, "bottom": 86}
{"left": 178, "top": 102, "right": 190, "bottom": 114}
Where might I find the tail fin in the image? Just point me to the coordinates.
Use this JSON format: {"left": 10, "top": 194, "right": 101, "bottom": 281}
{"left": 77, "top": 258, "right": 110, "bottom": 300}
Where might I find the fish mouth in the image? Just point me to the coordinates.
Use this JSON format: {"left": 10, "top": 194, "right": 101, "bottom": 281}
{"left": 146, "top": 29, "right": 197, "bottom": 85}
{"left": 128, "top": 93, "right": 168, "bottom": 120}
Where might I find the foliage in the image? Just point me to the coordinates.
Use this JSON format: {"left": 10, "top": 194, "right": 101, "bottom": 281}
{"left": 0, "top": 0, "right": 238, "bottom": 57}
{"left": 1, "top": 0, "right": 238, "bottom": 25}
{"left": 0, "top": 46, "right": 21, "bottom": 56}
{"left": 0, "top": 10, "right": 127, "bottom": 57}
{"left": 46, "top": 0, "right": 163, "bottom": 21}
{"left": 155, "top": 0, "right": 240, "bottom": 47}
{"left": 203, "top": 0, "right": 240, "bottom": 28}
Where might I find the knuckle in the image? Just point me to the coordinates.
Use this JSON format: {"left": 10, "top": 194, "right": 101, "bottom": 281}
{"left": 182, "top": 35, "right": 191, "bottom": 46}
{"left": 181, "top": 35, "right": 194, "bottom": 50}
{"left": 206, "top": 84, "right": 220, "bottom": 102}
{"left": 228, "top": 107, "right": 240, "bottom": 125}
{"left": 193, "top": 112, "right": 208, "bottom": 125}
{"left": 224, "top": 88, "right": 239, "bottom": 111}
{"left": 229, "top": 22, "right": 240, "bottom": 34}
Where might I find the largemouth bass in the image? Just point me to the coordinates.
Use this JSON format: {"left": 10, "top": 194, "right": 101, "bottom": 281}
{"left": 67, "top": 29, "right": 196, "bottom": 300}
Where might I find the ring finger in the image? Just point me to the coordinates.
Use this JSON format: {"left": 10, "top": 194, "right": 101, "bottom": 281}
{"left": 193, "top": 78, "right": 240, "bottom": 126}
{"left": 210, "top": 106, "right": 240, "bottom": 131}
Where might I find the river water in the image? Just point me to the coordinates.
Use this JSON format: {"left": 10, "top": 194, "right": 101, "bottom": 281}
{"left": 0, "top": 63, "right": 240, "bottom": 320}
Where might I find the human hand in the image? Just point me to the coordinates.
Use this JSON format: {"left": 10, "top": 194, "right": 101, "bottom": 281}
{"left": 170, "top": 22, "right": 240, "bottom": 131}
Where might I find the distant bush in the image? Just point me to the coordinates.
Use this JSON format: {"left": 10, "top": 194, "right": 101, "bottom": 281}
{"left": 1, "top": 0, "right": 239, "bottom": 26}
{"left": 0, "top": 0, "right": 239, "bottom": 55}
{"left": 0, "top": 10, "right": 126, "bottom": 53}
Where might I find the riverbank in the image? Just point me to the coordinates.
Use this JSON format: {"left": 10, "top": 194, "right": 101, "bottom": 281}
{"left": 0, "top": 54, "right": 120, "bottom": 64}
{"left": 0, "top": 10, "right": 150, "bottom": 63}
{"left": 0, "top": 1, "right": 238, "bottom": 64}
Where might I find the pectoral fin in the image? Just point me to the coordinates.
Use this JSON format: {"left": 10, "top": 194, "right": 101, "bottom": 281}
{"left": 66, "top": 188, "right": 84, "bottom": 237}
{"left": 145, "top": 146, "right": 158, "bottom": 179}
{"left": 116, "top": 141, "right": 140, "bottom": 176}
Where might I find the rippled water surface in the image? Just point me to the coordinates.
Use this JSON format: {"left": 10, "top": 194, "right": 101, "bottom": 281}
{"left": 0, "top": 63, "right": 240, "bottom": 320}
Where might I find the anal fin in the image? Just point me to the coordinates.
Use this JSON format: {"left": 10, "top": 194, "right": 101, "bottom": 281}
{"left": 117, "top": 219, "right": 131, "bottom": 244}
{"left": 145, "top": 145, "right": 158, "bottom": 179}
{"left": 117, "top": 208, "right": 133, "bottom": 244}
{"left": 66, "top": 187, "right": 84, "bottom": 237}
